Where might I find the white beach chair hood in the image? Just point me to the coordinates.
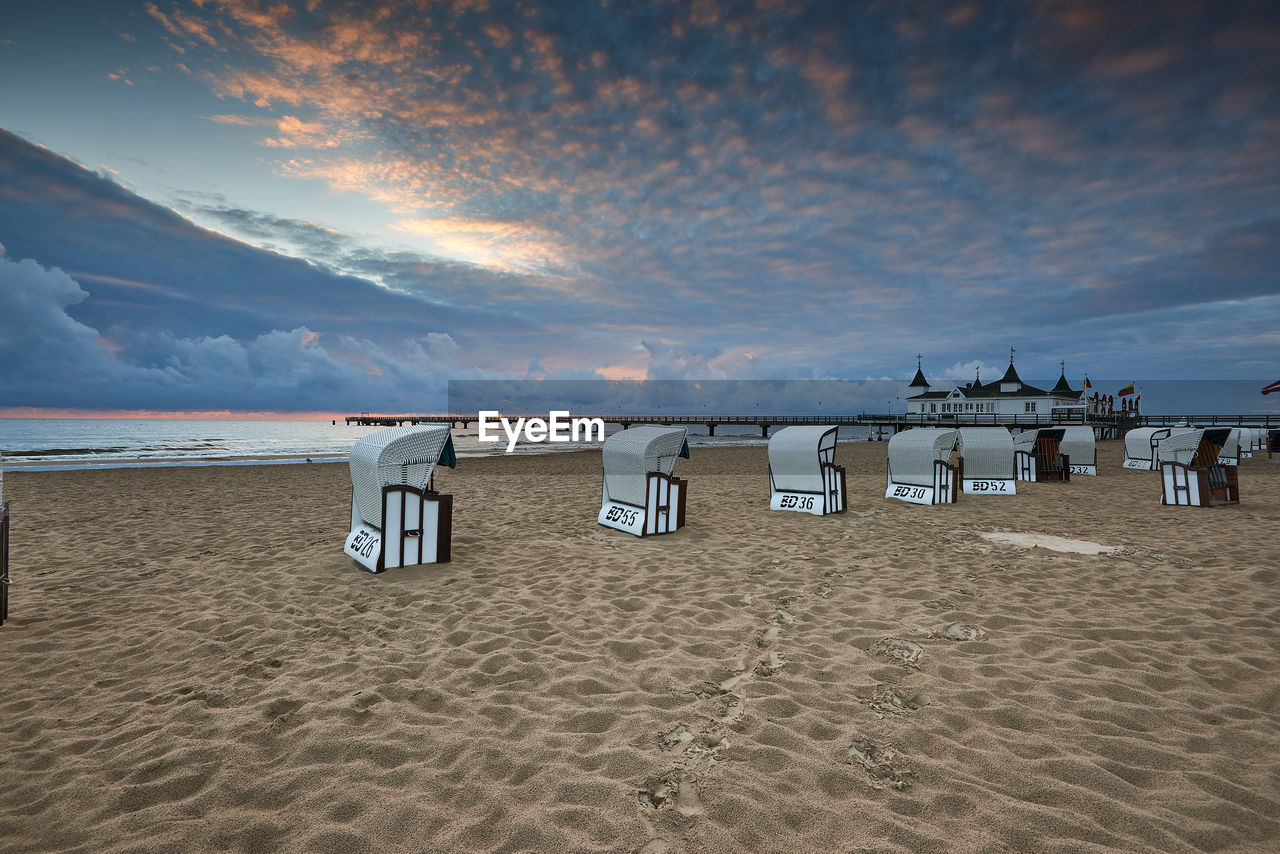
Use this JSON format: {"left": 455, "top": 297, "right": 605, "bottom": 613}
{"left": 888, "top": 428, "right": 958, "bottom": 486}
{"left": 602, "top": 425, "right": 689, "bottom": 507}
{"left": 349, "top": 425, "right": 456, "bottom": 527}
{"left": 768, "top": 425, "right": 838, "bottom": 493}
{"left": 1058, "top": 426, "right": 1096, "bottom": 467}
{"left": 956, "top": 427, "right": 1014, "bottom": 480}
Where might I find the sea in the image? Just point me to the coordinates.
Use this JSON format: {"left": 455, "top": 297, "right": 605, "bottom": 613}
{"left": 0, "top": 418, "right": 834, "bottom": 472}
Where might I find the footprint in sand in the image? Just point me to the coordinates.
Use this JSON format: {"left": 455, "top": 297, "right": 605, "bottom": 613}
{"left": 868, "top": 686, "right": 923, "bottom": 716}
{"left": 693, "top": 658, "right": 751, "bottom": 724}
{"left": 876, "top": 637, "right": 924, "bottom": 667}
{"left": 638, "top": 772, "right": 702, "bottom": 815}
{"left": 846, "top": 734, "right": 911, "bottom": 789}
{"left": 658, "top": 724, "right": 694, "bottom": 751}
{"left": 755, "top": 650, "right": 785, "bottom": 677}
{"left": 719, "top": 692, "right": 746, "bottom": 724}
{"left": 941, "top": 623, "right": 985, "bottom": 641}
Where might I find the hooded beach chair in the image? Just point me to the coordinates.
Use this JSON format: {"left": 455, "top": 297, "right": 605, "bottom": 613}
{"left": 344, "top": 425, "right": 457, "bottom": 572}
{"left": 1060, "top": 426, "right": 1097, "bottom": 475}
{"left": 598, "top": 425, "right": 690, "bottom": 536}
{"left": 885, "top": 428, "right": 960, "bottom": 505}
{"left": 1013, "top": 428, "right": 1070, "bottom": 482}
{"left": 1123, "top": 426, "right": 1197, "bottom": 471}
{"left": 957, "top": 427, "right": 1016, "bottom": 495}
{"left": 0, "top": 461, "right": 8, "bottom": 627}
{"left": 767, "top": 425, "right": 845, "bottom": 515}
{"left": 1157, "top": 428, "right": 1239, "bottom": 507}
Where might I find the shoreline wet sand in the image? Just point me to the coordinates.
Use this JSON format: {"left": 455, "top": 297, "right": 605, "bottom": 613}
{"left": 1, "top": 441, "right": 1278, "bottom": 853}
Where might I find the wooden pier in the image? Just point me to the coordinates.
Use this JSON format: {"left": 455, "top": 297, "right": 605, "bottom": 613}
{"left": 344, "top": 412, "right": 1278, "bottom": 438}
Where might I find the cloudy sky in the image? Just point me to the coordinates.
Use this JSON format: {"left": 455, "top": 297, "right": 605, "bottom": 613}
{"left": 1, "top": 0, "right": 1277, "bottom": 415}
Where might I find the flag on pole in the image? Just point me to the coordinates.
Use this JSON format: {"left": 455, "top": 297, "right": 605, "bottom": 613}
{"left": 1118, "top": 382, "right": 1135, "bottom": 396}
{"left": 1263, "top": 380, "right": 1280, "bottom": 395}
{"left": 1083, "top": 375, "right": 1092, "bottom": 390}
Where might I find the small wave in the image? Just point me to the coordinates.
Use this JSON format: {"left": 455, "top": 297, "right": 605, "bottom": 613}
{"left": 1, "top": 447, "right": 128, "bottom": 457}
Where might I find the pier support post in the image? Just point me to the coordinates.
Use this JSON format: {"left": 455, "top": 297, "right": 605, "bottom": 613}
{"left": 706, "top": 423, "right": 716, "bottom": 437}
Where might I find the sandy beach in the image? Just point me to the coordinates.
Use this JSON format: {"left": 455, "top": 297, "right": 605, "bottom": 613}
{"left": 1, "top": 441, "right": 1278, "bottom": 854}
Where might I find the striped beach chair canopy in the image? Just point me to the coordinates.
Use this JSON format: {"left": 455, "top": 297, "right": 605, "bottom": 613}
{"left": 888, "top": 427, "right": 958, "bottom": 486}
{"left": 1223, "top": 428, "right": 1246, "bottom": 458}
{"left": 602, "top": 425, "right": 690, "bottom": 507}
{"left": 957, "top": 427, "right": 1014, "bottom": 479}
{"left": 768, "top": 425, "right": 839, "bottom": 493}
{"left": 349, "top": 425, "right": 456, "bottom": 526}
{"left": 1158, "top": 428, "right": 1230, "bottom": 466}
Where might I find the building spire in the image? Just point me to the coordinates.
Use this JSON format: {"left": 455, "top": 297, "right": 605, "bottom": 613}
{"left": 1010, "top": 347, "right": 1016, "bottom": 366}
{"left": 1051, "top": 360, "right": 1075, "bottom": 394}
{"left": 908, "top": 356, "right": 930, "bottom": 390}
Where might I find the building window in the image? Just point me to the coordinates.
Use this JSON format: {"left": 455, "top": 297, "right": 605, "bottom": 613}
{"left": 930, "top": 403, "right": 937, "bottom": 413}
{"left": 1024, "top": 401, "right": 1037, "bottom": 413}
{"left": 987, "top": 403, "right": 994, "bottom": 413}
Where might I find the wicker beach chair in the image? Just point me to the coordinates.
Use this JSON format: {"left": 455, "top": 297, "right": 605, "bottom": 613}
{"left": 956, "top": 427, "right": 1016, "bottom": 495}
{"left": 1059, "top": 426, "right": 1097, "bottom": 475}
{"left": 1013, "top": 428, "right": 1070, "bottom": 482}
{"left": 1, "top": 459, "right": 8, "bottom": 626}
{"left": 344, "top": 425, "right": 457, "bottom": 571}
{"left": 768, "top": 425, "right": 845, "bottom": 515}
{"left": 599, "top": 425, "right": 690, "bottom": 536}
{"left": 1157, "top": 428, "right": 1238, "bottom": 506}
{"left": 886, "top": 427, "right": 960, "bottom": 504}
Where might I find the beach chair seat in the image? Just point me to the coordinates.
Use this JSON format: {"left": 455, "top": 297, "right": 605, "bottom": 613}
{"left": 1014, "top": 429, "right": 1070, "bottom": 483}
